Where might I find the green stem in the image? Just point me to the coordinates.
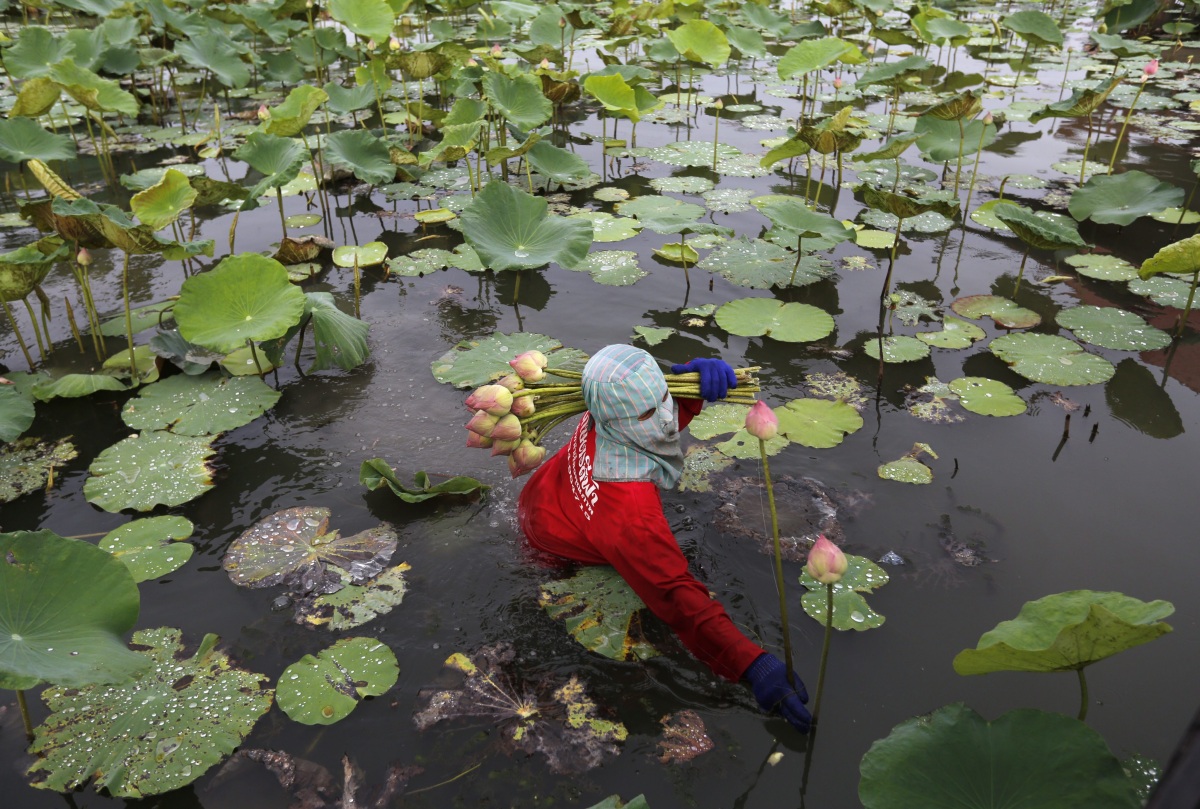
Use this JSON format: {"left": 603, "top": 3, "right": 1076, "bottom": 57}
{"left": 1077, "top": 668, "right": 1089, "bottom": 721}
{"left": 1175, "top": 272, "right": 1198, "bottom": 339}
{"left": 963, "top": 118, "right": 989, "bottom": 213}
{"left": 759, "top": 437, "right": 795, "bottom": 681}
{"left": 954, "top": 118, "right": 965, "bottom": 196}
{"left": 21, "top": 297, "right": 47, "bottom": 360}
{"left": 1108, "top": 82, "right": 1145, "bottom": 175}
{"left": 276, "top": 187, "right": 288, "bottom": 240}
{"left": 1080, "top": 112, "right": 1094, "bottom": 185}
{"left": 1015, "top": 247, "right": 1031, "bottom": 294}
{"left": 122, "top": 251, "right": 136, "bottom": 381}
{"left": 1, "top": 297, "right": 35, "bottom": 369}
{"left": 247, "top": 338, "right": 265, "bottom": 376}
{"left": 810, "top": 582, "right": 835, "bottom": 728}
{"left": 17, "top": 689, "right": 33, "bottom": 740}
{"left": 712, "top": 105, "right": 720, "bottom": 172}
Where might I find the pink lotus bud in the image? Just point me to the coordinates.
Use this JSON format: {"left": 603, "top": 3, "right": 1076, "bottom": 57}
{"left": 509, "top": 350, "right": 548, "bottom": 382}
{"left": 833, "top": 77, "right": 843, "bottom": 90}
{"left": 806, "top": 534, "right": 848, "bottom": 584}
{"left": 465, "top": 384, "right": 512, "bottom": 416}
{"left": 491, "top": 437, "right": 521, "bottom": 456}
{"left": 539, "top": 58, "right": 551, "bottom": 69}
{"left": 508, "top": 440, "right": 546, "bottom": 477}
{"left": 744, "top": 401, "right": 778, "bottom": 441}
{"left": 866, "top": 43, "right": 876, "bottom": 55}
{"left": 491, "top": 44, "right": 502, "bottom": 56}
{"left": 466, "top": 58, "right": 477, "bottom": 67}
{"left": 466, "top": 409, "right": 499, "bottom": 437}
{"left": 983, "top": 111, "right": 994, "bottom": 125}
{"left": 257, "top": 104, "right": 270, "bottom": 120}
{"left": 497, "top": 374, "right": 525, "bottom": 392}
{"left": 76, "top": 247, "right": 92, "bottom": 267}
{"left": 389, "top": 36, "right": 401, "bottom": 51}
{"left": 491, "top": 413, "right": 522, "bottom": 442}
{"left": 1144, "top": 59, "right": 1159, "bottom": 78}
{"left": 510, "top": 394, "right": 536, "bottom": 418}
{"left": 466, "top": 430, "right": 493, "bottom": 449}
{"left": 367, "top": 39, "right": 378, "bottom": 50}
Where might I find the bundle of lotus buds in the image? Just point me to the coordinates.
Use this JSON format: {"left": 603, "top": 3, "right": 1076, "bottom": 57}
{"left": 465, "top": 350, "right": 761, "bottom": 477}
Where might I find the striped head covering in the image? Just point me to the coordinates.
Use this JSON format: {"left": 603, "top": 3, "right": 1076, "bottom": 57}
{"left": 582, "top": 344, "right": 683, "bottom": 489}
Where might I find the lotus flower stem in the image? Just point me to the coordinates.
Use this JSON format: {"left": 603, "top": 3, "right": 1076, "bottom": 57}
{"left": 954, "top": 119, "right": 966, "bottom": 196}
{"left": 275, "top": 188, "right": 288, "bottom": 240}
{"left": 963, "top": 118, "right": 990, "bottom": 213}
{"left": 64, "top": 297, "right": 86, "bottom": 352}
{"left": 1015, "top": 246, "right": 1032, "bottom": 294}
{"left": 1107, "top": 84, "right": 1147, "bottom": 175}
{"left": 246, "top": 338, "right": 265, "bottom": 376}
{"left": 789, "top": 235, "right": 804, "bottom": 287}
{"left": 1080, "top": 112, "right": 1094, "bottom": 185}
{"left": 1076, "top": 668, "right": 1089, "bottom": 721}
{"left": 1, "top": 298, "right": 34, "bottom": 369}
{"left": 712, "top": 101, "right": 721, "bottom": 171}
{"left": 810, "top": 581, "right": 835, "bottom": 728}
{"left": 759, "top": 436, "right": 795, "bottom": 681}
{"left": 16, "top": 689, "right": 33, "bottom": 740}
{"left": 353, "top": 255, "right": 361, "bottom": 318}
{"left": 1175, "top": 273, "right": 1198, "bottom": 339}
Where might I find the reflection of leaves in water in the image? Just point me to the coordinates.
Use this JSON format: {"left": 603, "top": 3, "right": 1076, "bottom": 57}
{"left": 210, "top": 748, "right": 422, "bottom": 809}
{"left": 657, "top": 710, "right": 713, "bottom": 764}
{"left": 413, "top": 643, "right": 627, "bottom": 773}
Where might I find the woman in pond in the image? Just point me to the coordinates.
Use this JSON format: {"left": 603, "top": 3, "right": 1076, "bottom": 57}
{"left": 518, "top": 344, "right": 810, "bottom": 733}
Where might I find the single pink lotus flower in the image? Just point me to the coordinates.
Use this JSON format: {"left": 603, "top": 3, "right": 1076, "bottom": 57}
{"left": 466, "top": 410, "right": 499, "bottom": 437}
{"left": 744, "top": 401, "right": 778, "bottom": 441}
{"left": 509, "top": 350, "right": 548, "bottom": 382}
{"left": 490, "top": 437, "right": 521, "bottom": 456}
{"left": 833, "top": 77, "right": 843, "bottom": 90}
{"left": 1144, "top": 59, "right": 1159, "bottom": 78}
{"left": 491, "top": 413, "right": 522, "bottom": 442}
{"left": 806, "top": 534, "right": 848, "bottom": 584}
{"left": 466, "top": 430, "right": 493, "bottom": 449}
{"left": 509, "top": 440, "right": 546, "bottom": 477}
{"left": 257, "top": 104, "right": 270, "bottom": 121}
{"left": 465, "top": 384, "right": 512, "bottom": 416}
{"left": 983, "top": 111, "right": 994, "bottom": 125}
{"left": 497, "top": 374, "right": 525, "bottom": 392}
{"left": 76, "top": 247, "right": 93, "bottom": 267}
{"left": 510, "top": 395, "right": 536, "bottom": 418}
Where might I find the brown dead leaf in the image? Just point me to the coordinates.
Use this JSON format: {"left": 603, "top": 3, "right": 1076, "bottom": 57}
{"left": 657, "top": 710, "right": 713, "bottom": 764}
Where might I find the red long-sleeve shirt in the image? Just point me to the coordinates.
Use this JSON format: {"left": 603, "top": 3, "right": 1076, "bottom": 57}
{"left": 518, "top": 399, "right": 764, "bottom": 681}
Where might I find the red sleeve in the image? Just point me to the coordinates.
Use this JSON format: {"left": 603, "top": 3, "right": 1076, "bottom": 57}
{"left": 677, "top": 397, "right": 703, "bottom": 430}
{"left": 587, "top": 481, "right": 764, "bottom": 681}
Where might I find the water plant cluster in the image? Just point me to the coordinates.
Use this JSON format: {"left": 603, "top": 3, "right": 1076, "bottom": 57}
{"left": 1, "top": 0, "right": 1197, "bottom": 805}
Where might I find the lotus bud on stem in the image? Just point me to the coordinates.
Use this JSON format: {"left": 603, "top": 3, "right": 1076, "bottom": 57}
{"left": 1108, "top": 60, "right": 1158, "bottom": 175}
{"left": 807, "top": 534, "right": 847, "bottom": 728}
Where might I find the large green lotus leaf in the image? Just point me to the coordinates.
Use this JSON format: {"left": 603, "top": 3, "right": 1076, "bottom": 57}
{"left": 583, "top": 73, "right": 662, "bottom": 123}
{"left": 0, "top": 117, "right": 75, "bottom": 164}
{"left": 990, "top": 333, "right": 1116, "bottom": 385}
{"left": 950, "top": 294, "right": 1041, "bottom": 328}
{"left": 277, "top": 637, "right": 398, "bottom": 726}
{"left": 914, "top": 115, "right": 997, "bottom": 162}
{"left": 304, "top": 291, "right": 371, "bottom": 372}
{"left": 0, "top": 438, "right": 76, "bottom": 503}
{"left": 461, "top": 181, "right": 593, "bottom": 271}
{"left": 799, "top": 555, "right": 888, "bottom": 630}
{"left": 28, "top": 627, "right": 272, "bottom": 798}
{"left": 121, "top": 374, "right": 280, "bottom": 436}
{"left": 540, "top": 567, "right": 658, "bottom": 662}
{"left": 668, "top": 19, "right": 731, "bottom": 66}
{"left": 914, "top": 12, "right": 971, "bottom": 45}
{"left": 616, "top": 195, "right": 705, "bottom": 234}
{"left": 0, "top": 385, "right": 35, "bottom": 443}
{"left": 483, "top": 71, "right": 552, "bottom": 129}
{"left": 99, "top": 516, "right": 194, "bottom": 583}
{"left": 953, "top": 590, "right": 1173, "bottom": 675}
{"left": 329, "top": 0, "right": 395, "bottom": 43}
{"left": 916, "top": 315, "right": 986, "bottom": 349}
{"left": 295, "top": 563, "right": 411, "bottom": 630}
{"left": 0, "top": 531, "right": 145, "bottom": 689}
{"left": 1065, "top": 253, "right": 1139, "bottom": 281}
{"left": 234, "top": 132, "right": 308, "bottom": 198}
{"left": 431, "top": 332, "right": 586, "bottom": 387}
{"left": 776, "top": 398, "right": 864, "bottom": 448}
{"left": 323, "top": 129, "right": 395, "bottom": 186}
{"left": 223, "top": 506, "right": 396, "bottom": 593}
{"left": 175, "top": 253, "right": 306, "bottom": 354}
{"left": 528, "top": 140, "right": 591, "bottom": 184}
{"left": 759, "top": 133, "right": 812, "bottom": 168}
{"left": 863, "top": 335, "right": 931, "bottom": 363}
{"left": 859, "top": 704, "right": 1142, "bottom": 809}
{"left": 1068, "top": 171, "right": 1184, "bottom": 226}
{"left": 756, "top": 198, "right": 855, "bottom": 245}
{"left": 360, "top": 459, "right": 489, "bottom": 503}
{"left": 6, "top": 27, "right": 75, "bottom": 80}
{"left": 1089, "top": 32, "right": 1158, "bottom": 58}
{"left": 131, "top": 169, "right": 197, "bottom": 231}
{"left": 698, "top": 238, "right": 832, "bottom": 289}
{"left": 175, "top": 32, "right": 249, "bottom": 88}
{"left": 0, "top": 236, "right": 69, "bottom": 302}
{"left": 48, "top": 59, "right": 138, "bottom": 115}
{"left": 920, "top": 91, "right": 984, "bottom": 122}
{"left": 716, "top": 298, "right": 836, "bottom": 342}
{"left": 1029, "top": 73, "right": 1124, "bottom": 122}
{"left": 686, "top": 402, "right": 751, "bottom": 440}
{"left": 1056, "top": 305, "right": 1170, "bottom": 351}
{"left": 85, "top": 432, "right": 216, "bottom": 513}
{"left": 28, "top": 373, "right": 126, "bottom": 402}
{"left": 947, "top": 377, "right": 1026, "bottom": 416}
{"left": 778, "top": 36, "right": 865, "bottom": 79}
{"left": 857, "top": 54, "right": 934, "bottom": 88}
{"left": 1137, "top": 233, "right": 1200, "bottom": 278}
{"left": 262, "top": 85, "right": 329, "bottom": 137}
{"left": 569, "top": 250, "right": 646, "bottom": 286}
{"left": 323, "top": 80, "right": 376, "bottom": 114}
{"left": 1003, "top": 10, "right": 1065, "bottom": 46}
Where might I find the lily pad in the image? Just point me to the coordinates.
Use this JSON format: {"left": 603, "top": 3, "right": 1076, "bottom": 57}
{"left": 799, "top": 554, "right": 889, "bottom": 630}
{"left": 859, "top": 704, "right": 1142, "bottom": 809}
{"left": 431, "top": 332, "right": 587, "bottom": 388}
{"left": 916, "top": 316, "right": 986, "bottom": 349}
{"left": 878, "top": 456, "right": 934, "bottom": 484}
{"left": 633, "top": 326, "right": 675, "bottom": 346}
{"left": 1068, "top": 171, "right": 1185, "bottom": 227}
{"left": 332, "top": 241, "right": 388, "bottom": 268}
{"left": 174, "top": 254, "right": 306, "bottom": 354}
{"left": 569, "top": 211, "right": 641, "bottom": 243}
{"left": 657, "top": 710, "right": 713, "bottom": 764}
{"left": 461, "top": 181, "right": 593, "bottom": 271}
{"left": 699, "top": 238, "right": 831, "bottom": 289}
{"left": 84, "top": 432, "right": 216, "bottom": 513}
{"left": 277, "top": 637, "right": 398, "bottom": 725}
{"left": 953, "top": 590, "right": 1173, "bottom": 675}
{"left": 1064, "top": 254, "right": 1139, "bottom": 282}
{"left": 0, "top": 530, "right": 146, "bottom": 690}
{"left": 1055, "top": 306, "right": 1170, "bottom": 351}
{"left": 715, "top": 298, "right": 836, "bottom": 342}
{"left": 0, "top": 437, "right": 76, "bottom": 503}
{"left": 360, "top": 459, "right": 490, "bottom": 503}
{"left": 539, "top": 566, "right": 658, "bottom": 661}
{"left": 0, "top": 384, "right": 35, "bottom": 442}
{"left": 948, "top": 377, "right": 1026, "bottom": 416}
{"left": 99, "top": 516, "right": 195, "bottom": 583}
{"left": 776, "top": 398, "right": 865, "bottom": 448}
{"left": 223, "top": 507, "right": 396, "bottom": 595}
{"left": 121, "top": 374, "right": 280, "bottom": 436}
{"left": 28, "top": 627, "right": 273, "bottom": 798}
{"left": 863, "top": 335, "right": 931, "bottom": 363}
{"left": 294, "top": 563, "right": 412, "bottom": 630}
{"left": 569, "top": 250, "right": 646, "bottom": 286}
{"left": 989, "top": 333, "right": 1117, "bottom": 385}
{"left": 950, "top": 295, "right": 1041, "bottom": 328}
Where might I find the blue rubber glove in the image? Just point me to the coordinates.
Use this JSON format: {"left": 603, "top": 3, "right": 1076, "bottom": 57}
{"left": 743, "top": 652, "right": 811, "bottom": 733}
{"left": 670, "top": 358, "right": 738, "bottom": 402}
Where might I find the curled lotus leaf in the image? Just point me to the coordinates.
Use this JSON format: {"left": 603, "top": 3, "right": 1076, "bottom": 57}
{"left": 989, "top": 333, "right": 1116, "bottom": 385}
{"left": 539, "top": 566, "right": 658, "bottom": 661}
{"left": 223, "top": 507, "right": 397, "bottom": 594}
{"left": 84, "top": 432, "right": 215, "bottom": 513}
{"left": 1029, "top": 72, "right": 1123, "bottom": 122}
{"left": 276, "top": 637, "right": 398, "bottom": 726}
{"left": 799, "top": 554, "right": 889, "bottom": 630}
{"left": 131, "top": 169, "right": 197, "bottom": 231}
{"left": 294, "top": 563, "right": 411, "bottom": 630}
{"left": 657, "top": 710, "right": 713, "bottom": 764}
{"left": 121, "top": 373, "right": 280, "bottom": 436}
{"left": 261, "top": 85, "right": 329, "bottom": 137}
{"left": 99, "top": 516, "right": 195, "bottom": 583}
{"left": 0, "top": 236, "right": 68, "bottom": 302}
{"left": 360, "top": 459, "right": 490, "bottom": 503}
{"left": 858, "top": 185, "right": 960, "bottom": 221}
{"left": 1137, "top": 233, "right": 1200, "bottom": 279}
{"left": 413, "top": 643, "right": 627, "bottom": 774}
{"left": 27, "top": 627, "right": 273, "bottom": 798}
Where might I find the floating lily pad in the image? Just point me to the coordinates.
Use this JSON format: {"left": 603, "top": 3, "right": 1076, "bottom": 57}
{"left": 1056, "top": 306, "right": 1170, "bottom": 351}
{"left": 657, "top": 710, "right": 713, "bottom": 764}
{"left": 859, "top": 704, "right": 1143, "bottom": 809}
{"left": 878, "top": 456, "right": 934, "bottom": 484}
{"left": 616, "top": 194, "right": 705, "bottom": 233}
{"left": 776, "top": 398, "right": 864, "bottom": 448}
{"left": 223, "top": 507, "right": 396, "bottom": 594}
{"left": 863, "top": 335, "right": 931, "bottom": 363}
{"left": 906, "top": 378, "right": 966, "bottom": 424}
{"left": 715, "top": 298, "right": 835, "bottom": 342}
{"left": 1149, "top": 207, "right": 1200, "bottom": 225}
{"left": 856, "top": 228, "right": 897, "bottom": 249}
{"left": 570, "top": 250, "right": 646, "bottom": 286}
{"left": 332, "top": 241, "right": 388, "bottom": 268}
{"left": 989, "top": 333, "right": 1116, "bottom": 385}
{"left": 540, "top": 567, "right": 658, "bottom": 661}
{"left": 294, "top": 563, "right": 411, "bottom": 630}
{"left": 917, "top": 316, "right": 986, "bottom": 349}
{"left": 799, "top": 554, "right": 888, "bottom": 630}
{"left": 702, "top": 187, "right": 755, "bottom": 213}
{"left": 431, "top": 332, "right": 587, "bottom": 388}
{"left": 650, "top": 176, "right": 714, "bottom": 194}
{"left": 0, "top": 437, "right": 76, "bottom": 503}
{"left": 121, "top": 374, "right": 280, "bottom": 436}
{"left": 99, "top": 516, "right": 195, "bottom": 583}
{"left": 360, "top": 459, "right": 490, "bottom": 503}
{"left": 700, "top": 238, "right": 833, "bottom": 289}
{"left": 953, "top": 590, "right": 1173, "bottom": 675}
{"left": 85, "top": 432, "right": 216, "bottom": 513}
{"left": 1068, "top": 171, "right": 1185, "bottom": 227}
{"left": 28, "top": 627, "right": 273, "bottom": 798}
{"left": 632, "top": 326, "right": 675, "bottom": 346}
{"left": 951, "top": 295, "right": 1041, "bottom": 328}
{"left": 1127, "top": 275, "right": 1192, "bottom": 307}
{"left": 569, "top": 211, "right": 642, "bottom": 242}
{"left": 679, "top": 445, "right": 736, "bottom": 492}
{"left": 948, "top": 377, "right": 1026, "bottom": 416}
{"left": 1064, "top": 254, "right": 1138, "bottom": 282}
{"left": 277, "top": 637, "right": 398, "bottom": 725}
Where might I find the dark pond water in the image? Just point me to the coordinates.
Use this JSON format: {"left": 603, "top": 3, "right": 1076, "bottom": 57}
{"left": 2, "top": 13, "right": 1199, "bottom": 809}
